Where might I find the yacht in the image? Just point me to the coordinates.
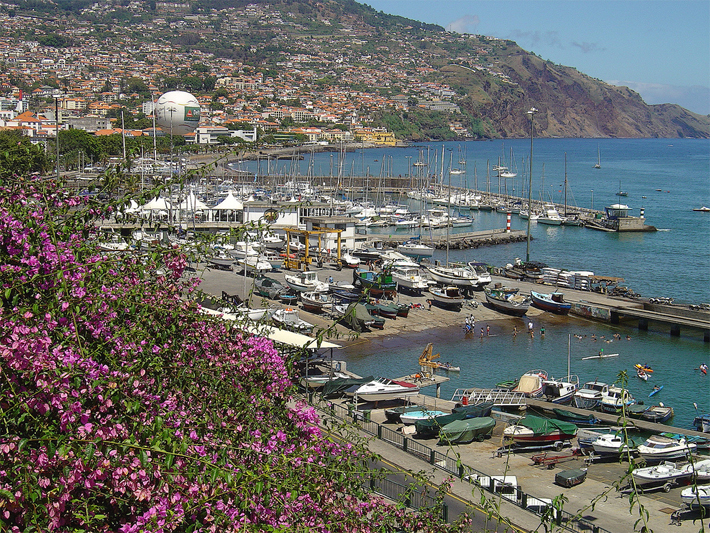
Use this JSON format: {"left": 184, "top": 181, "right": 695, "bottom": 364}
{"left": 636, "top": 435, "right": 697, "bottom": 462}
{"left": 391, "top": 265, "right": 428, "bottom": 293}
{"left": 537, "top": 204, "right": 564, "bottom": 226}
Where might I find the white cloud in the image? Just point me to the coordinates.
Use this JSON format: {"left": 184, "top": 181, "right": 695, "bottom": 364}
{"left": 608, "top": 80, "right": 710, "bottom": 115}
{"left": 446, "top": 15, "right": 479, "bottom": 34}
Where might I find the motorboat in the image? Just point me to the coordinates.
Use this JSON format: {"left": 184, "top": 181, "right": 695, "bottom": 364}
{"left": 503, "top": 415, "right": 578, "bottom": 447}
{"left": 537, "top": 204, "right": 564, "bottom": 225}
{"left": 681, "top": 485, "right": 710, "bottom": 510}
{"left": 397, "top": 240, "right": 435, "bottom": 258}
{"left": 232, "top": 306, "right": 274, "bottom": 322}
{"left": 599, "top": 386, "right": 635, "bottom": 414}
{"left": 636, "top": 367, "right": 649, "bottom": 381}
{"left": 391, "top": 266, "right": 428, "bottom": 293}
{"left": 300, "top": 291, "right": 331, "bottom": 313}
{"left": 255, "top": 276, "right": 286, "bottom": 299}
{"left": 258, "top": 249, "right": 283, "bottom": 270}
{"left": 439, "top": 417, "right": 496, "bottom": 444}
{"left": 271, "top": 307, "right": 314, "bottom": 333}
{"left": 693, "top": 206, "right": 710, "bottom": 212}
{"left": 541, "top": 375, "right": 579, "bottom": 404}
{"left": 345, "top": 377, "right": 420, "bottom": 402}
{"left": 632, "top": 461, "right": 693, "bottom": 489}
{"left": 484, "top": 287, "right": 531, "bottom": 316}
{"left": 466, "top": 261, "right": 492, "bottom": 287}
{"left": 636, "top": 435, "right": 697, "bottom": 462}
{"left": 340, "top": 251, "right": 361, "bottom": 268}
{"left": 206, "top": 254, "right": 235, "bottom": 270}
{"left": 414, "top": 411, "right": 468, "bottom": 438}
{"left": 427, "top": 264, "right": 480, "bottom": 288}
{"left": 300, "top": 370, "right": 350, "bottom": 389}
{"left": 693, "top": 413, "right": 710, "bottom": 433}
{"left": 284, "top": 270, "right": 329, "bottom": 293}
{"left": 636, "top": 404, "right": 674, "bottom": 424}
{"left": 384, "top": 404, "right": 428, "bottom": 423}
{"left": 591, "top": 433, "right": 644, "bottom": 457}
{"left": 229, "top": 241, "right": 261, "bottom": 260}
{"left": 530, "top": 291, "right": 572, "bottom": 315}
{"left": 236, "top": 256, "right": 272, "bottom": 275}
{"left": 262, "top": 233, "right": 285, "bottom": 250}
{"left": 428, "top": 285, "right": 465, "bottom": 310}
{"left": 687, "top": 459, "right": 710, "bottom": 482}
{"left": 512, "top": 369, "right": 548, "bottom": 398}
{"left": 574, "top": 381, "right": 609, "bottom": 409}
{"left": 399, "top": 409, "right": 447, "bottom": 426}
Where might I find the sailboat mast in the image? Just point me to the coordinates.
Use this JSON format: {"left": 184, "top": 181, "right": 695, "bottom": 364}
{"left": 564, "top": 152, "right": 568, "bottom": 217}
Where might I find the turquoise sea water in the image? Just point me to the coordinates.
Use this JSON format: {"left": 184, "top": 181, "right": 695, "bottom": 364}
{"left": 243, "top": 139, "right": 710, "bottom": 428}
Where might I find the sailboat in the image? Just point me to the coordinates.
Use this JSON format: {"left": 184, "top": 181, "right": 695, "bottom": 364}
{"left": 541, "top": 334, "right": 580, "bottom": 404}
{"left": 561, "top": 153, "right": 584, "bottom": 226}
{"left": 593, "top": 145, "right": 601, "bottom": 169}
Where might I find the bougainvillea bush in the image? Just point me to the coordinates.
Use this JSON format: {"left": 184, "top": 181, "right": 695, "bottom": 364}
{"left": 0, "top": 175, "right": 466, "bottom": 532}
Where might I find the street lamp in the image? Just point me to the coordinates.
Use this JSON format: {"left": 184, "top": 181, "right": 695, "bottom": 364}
{"left": 525, "top": 107, "right": 538, "bottom": 263}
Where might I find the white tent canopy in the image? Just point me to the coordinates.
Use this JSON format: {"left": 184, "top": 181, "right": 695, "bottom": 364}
{"left": 213, "top": 191, "right": 244, "bottom": 211}
{"left": 141, "top": 196, "right": 172, "bottom": 211}
{"left": 178, "top": 192, "right": 209, "bottom": 211}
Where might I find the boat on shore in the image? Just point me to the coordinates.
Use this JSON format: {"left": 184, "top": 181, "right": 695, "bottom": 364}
{"left": 429, "top": 285, "right": 465, "bottom": 310}
{"left": 681, "top": 485, "right": 710, "bottom": 510}
{"left": 632, "top": 461, "right": 693, "bottom": 490}
{"left": 591, "top": 433, "right": 645, "bottom": 457}
{"left": 426, "top": 264, "right": 481, "bottom": 288}
{"left": 400, "top": 409, "right": 447, "bottom": 426}
{"left": 637, "top": 435, "right": 697, "bottom": 462}
{"left": 334, "top": 302, "right": 377, "bottom": 332}
{"left": 439, "top": 417, "right": 496, "bottom": 444}
{"left": 552, "top": 408, "right": 601, "bottom": 427}
{"left": 503, "top": 415, "right": 578, "bottom": 447}
{"left": 397, "top": 240, "right": 435, "bottom": 257}
{"left": 391, "top": 265, "right": 429, "bottom": 293}
{"left": 530, "top": 291, "right": 572, "bottom": 315}
{"left": 414, "top": 411, "right": 467, "bottom": 437}
{"left": 272, "top": 307, "right": 314, "bottom": 333}
{"left": 300, "top": 291, "right": 331, "bottom": 313}
{"left": 284, "top": 270, "right": 329, "bottom": 293}
{"left": 512, "top": 369, "right": 548, "bottom": 398}
{"left": 353, "top": 268, "right": 398, "bottom": 297}
{"left": 255, "top": 276, "right": 286, "bottom": 299}
{"left": 484, "top": 286, "right": 531, "bottom": 316}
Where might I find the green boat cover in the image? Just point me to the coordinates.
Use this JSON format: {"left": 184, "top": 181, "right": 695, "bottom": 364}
{"left": 321, "top": 375, "right": 373, "bottom": 397}
{"left": 341, "top": 303, "right": 373, "bottom": 333}
{"left": 518, "top": 415, "right": 578, "bottom": 436}
{"left": 415, "top": 411, "right": 467, "bottom": 438}
{"left": 554, "top": 468, "right": 587, "bottom": 488}
{"left": 453, "top": 401, "right": 494, "bottom": 417}
{"left": 439, "top": 417, "right": 496, "bottom": 444}
{"left": 552, "top": 408, "right": 600, "bottom": 424}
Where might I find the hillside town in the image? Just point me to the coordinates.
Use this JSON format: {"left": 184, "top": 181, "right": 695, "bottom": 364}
{"left": 0, "top": 1, "right": 521, "bottom": 150}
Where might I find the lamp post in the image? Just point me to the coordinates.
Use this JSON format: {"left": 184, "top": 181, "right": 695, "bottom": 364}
{"left": 525, "top": 107, "right": 538, "bottom": 263}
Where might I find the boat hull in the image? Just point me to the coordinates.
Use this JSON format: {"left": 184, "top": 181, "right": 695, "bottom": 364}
{"left": 530, "top": 291, "right": 571, "bottom": 315}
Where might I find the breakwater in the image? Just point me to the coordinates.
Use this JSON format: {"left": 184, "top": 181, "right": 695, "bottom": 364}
{"left": 374, "top": 229, "right": 529, "bottom": 250}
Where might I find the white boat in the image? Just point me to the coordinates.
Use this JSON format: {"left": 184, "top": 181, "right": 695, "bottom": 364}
{"left": 284, "top": 271, "right": 329, "bottom": 293}
{"left": 345, "top": 377, "right": 421, "bottom": 402}
{"left": 271, "top": 307, "right": 314, "bottom": 333}
{"left": 391, "top": 266, "right": 429, "bottom": 292}
{"left": 632, "top": 461, "right": 693, "bottom": 489}
{"left": 229, "top": 241, "right": 261, "bottom": 260}
{"left": 574, "top": 381, "right": 609, "bottom": 409}
{"left": 466, "top": 262, "right": 492, "bottom": 287}
{"left": 341, "top": 251, "right": 361, "bottom": 268}
{"left": 429, "top": 285, "right": 465, "bottom": 309}
{"left": 300, "top": 291, "right": 331, "bottom": 313}
{"left": 237, "top": 256, "right": 272, "bottom": 275}
{"left": 233, "top": 306, "right": 274, "bottom": 322}
{"left": 537, "top": 204, "right": 564, "bottom": 225}
{"left": 512, "top": 369, "right": 548, "bottom": 398}
{"left": 599, "top": 385, "right": 635, "bottom": 413}
{"left": 636, "top": 435, "right": 698, "bottom": 462}
{"left": 687, "top": 459, "right": 710, "bottom": 482}
{"left": 397, "top": 241, "right": 435, "bottom": 257}
{"left": 591, "top": 433, "right": 639, "bottom": 457}
{"left": 262, "top": 233, "right": 285, "bottom": 250}
{"left": 427, "top": 265, "right": 480, "bottom": 288}
{"left": 681, "top": 485, "right": 710, "bottom": 510}
{"left": 541, "top": 375, "right": 579, "bottom": 404}
{"left": 259, "top": 249, "right": 283, "bottom": 269}
{"left": 399, "top": 409, "right": 447, "bottom": 425}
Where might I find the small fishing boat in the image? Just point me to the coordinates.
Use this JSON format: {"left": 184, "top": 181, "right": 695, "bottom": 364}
{"left": 503, "top": 415, "right": 578, "bottom": 447}
{"left": 649, "top": 384, "right": 664, "bottom": 397}
{"left": 426, "top": 264, "right": 481, "bottom": 288}
{"left": 237, "top": 256, "right": 272, "bottom": 275}
{"left": 640, "top": 404, "right": 674, "bottom": 423}
{"left": 530, "top": 291, "right": 572, "bottom": 315}
{"left": 439, "top": 417, "right": 496, "bottom": 444}
{"left": 432, "top": 361, "right": 461, "bottom": 372}
{"left": 681, "top": 485, "right": 710, "bottom": 510}
{"left": 255, "top": 276, "right": 286, "bottom": 299}
{"left": 688, "top": 459, "right": 710, "bottom": 482}
{"left": 353, "top": 268, "right": 398, "bottom": 297}
{"left": 391, "top": 266, "right": 429, "bottom": 293}
{"left": 340, "top": 251, "right": 361, "bottom": 268}
{"left": 495, "top": 378, "right": 519, "bottom": 390}
{"left": 333, "top": 302, "right": 377, "bottom": 332}
{"left": 574, "top": 381, "right": 609, "bottom": 409}
{"left": 484, "top": 286, "right": 531, "bottom": 316}
{"left": 384, "top": 405, "right": 426, "bottom": 423}
{"left": 272, "top": 307, "right": 314, "bottom": 333}
{"left": 693, "top": 413, "right": 710, "bottom": 433}
{"left": 541, "top": 375, "right": 580, "bottom": 405}
{"left": 365, "top": 302, "right": 398, "bottom": 320}
{"left": 284, "top": 271, "right": 329, "bottom": 293}
{"left": 632, "top": 461, "right": 693, "bottom": 490}
{"left": 429, "top": 285, "right": 465, "bottom": 310}
{"left": 637, "top": 435, "right": 697, "bottom": 462}
{"left": 300, "top": 291, "right": 331, "bottom": 313}
{"left": 206, "top": 255, "right": 235, "bottom": 270}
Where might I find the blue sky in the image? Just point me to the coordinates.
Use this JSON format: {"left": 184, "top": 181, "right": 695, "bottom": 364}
{"left": 363, "top": 0, "right": 710, "bottom": 115}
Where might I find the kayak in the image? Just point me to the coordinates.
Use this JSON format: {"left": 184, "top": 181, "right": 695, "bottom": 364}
{"left": 649, "top": 385, "right": 663, "bottom": 397}
{"left": 582, "top": 353, "right": 619, "bottom": 360}
{"left": 635, "top": 364, "right": 654, "bottom": 373}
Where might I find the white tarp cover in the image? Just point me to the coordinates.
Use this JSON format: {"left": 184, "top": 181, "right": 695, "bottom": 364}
{"left": 141, "top": 196, "right": 172, "bottom": 211}
{"left": 179, "top": 192, "right": 209, "bottom": 211}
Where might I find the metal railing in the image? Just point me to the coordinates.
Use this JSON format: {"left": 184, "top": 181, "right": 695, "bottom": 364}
{"left": 451, "top": 388, "right": 528, "bottom": 407}
{"left": 318, "top": 398, "right": 612, "bottom": 533}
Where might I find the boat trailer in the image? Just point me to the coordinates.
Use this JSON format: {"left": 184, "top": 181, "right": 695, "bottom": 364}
{"left": 531, "top": 449, "right": 583, "bottom": 469}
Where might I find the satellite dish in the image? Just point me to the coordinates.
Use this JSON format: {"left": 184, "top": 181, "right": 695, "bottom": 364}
{"left": 154, "top": 91, "right": 200, "bottom": 135}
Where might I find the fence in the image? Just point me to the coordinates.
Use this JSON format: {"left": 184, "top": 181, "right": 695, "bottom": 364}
{"left": 318, "top": 398, "right": 612, "bottom": 533}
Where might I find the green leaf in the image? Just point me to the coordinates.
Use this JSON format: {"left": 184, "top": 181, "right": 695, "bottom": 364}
{"left": 0, "top": 488, "right": 15, "bottom": 502}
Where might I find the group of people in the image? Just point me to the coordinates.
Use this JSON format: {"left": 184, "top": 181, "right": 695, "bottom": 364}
{"left": 463, "top": 315, "right": 492, "bottom": 338}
